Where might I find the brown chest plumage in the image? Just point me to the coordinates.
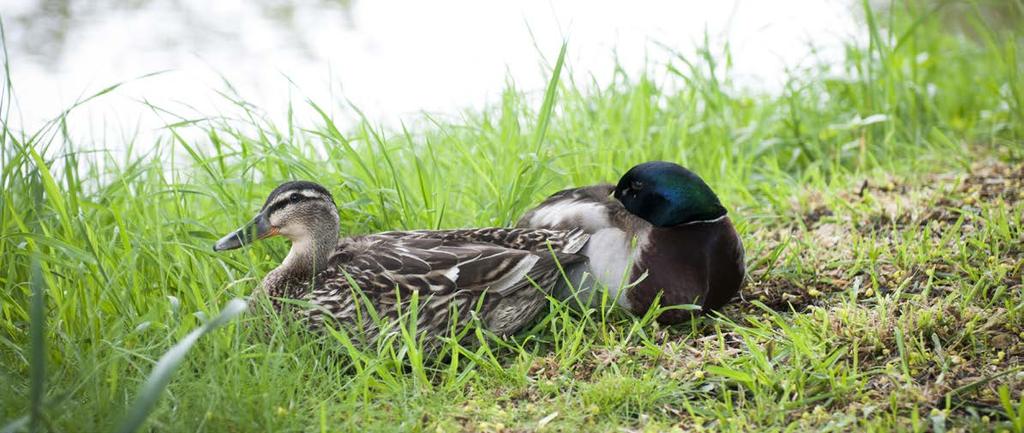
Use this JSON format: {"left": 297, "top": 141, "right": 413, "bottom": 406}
{"left": 627, "top": 218, "right": 745, "bottom": 324}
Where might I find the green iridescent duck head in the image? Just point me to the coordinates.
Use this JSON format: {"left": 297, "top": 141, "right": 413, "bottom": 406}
{"left": 612, "top": 161, "right": 726, "bottom": 227}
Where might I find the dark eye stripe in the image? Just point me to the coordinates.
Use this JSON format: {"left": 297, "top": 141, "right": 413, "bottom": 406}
{"left": 266, "top": 194, "right": 316, "bottom": 216}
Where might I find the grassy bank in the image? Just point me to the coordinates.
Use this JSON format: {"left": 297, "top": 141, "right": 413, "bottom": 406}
{"left": 2, "top": 2, "right": 1023, "bottom": 432}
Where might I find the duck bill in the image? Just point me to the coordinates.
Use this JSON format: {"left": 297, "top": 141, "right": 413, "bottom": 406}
{"left": 213, "top": 212, "right": 278, "bottom": 251}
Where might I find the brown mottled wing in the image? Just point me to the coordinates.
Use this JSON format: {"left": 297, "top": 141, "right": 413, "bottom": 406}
{"left": 374, "top": 227, "right": 589, "bottom": 254}
{"left": 305, "top": 233, "right": 588, "bottom": 341}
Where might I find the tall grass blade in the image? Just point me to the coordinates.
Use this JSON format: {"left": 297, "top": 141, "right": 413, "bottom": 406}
{"left": 532, "top": 41, "right": 567, "bottom": 152}
{"left": 28, "top": 259, "right": 45, "bottom": 433}
{"left": 113, "top": 299, "right": 247, "bottom": 433}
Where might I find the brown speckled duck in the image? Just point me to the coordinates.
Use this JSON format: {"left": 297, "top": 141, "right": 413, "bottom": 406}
{"left": 214, "top": 181, "right": 589, "bottom": 343}
{"left": 517, "top": 161, "right": 745, "bottom": 324}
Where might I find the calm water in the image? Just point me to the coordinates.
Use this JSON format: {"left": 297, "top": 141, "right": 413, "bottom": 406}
{"left": 4, "top": 0, "right": 861, "bottom": 143}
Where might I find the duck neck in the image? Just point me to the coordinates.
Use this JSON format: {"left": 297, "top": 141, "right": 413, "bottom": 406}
{"left": 263, "top": 220, "right": 339, "bottom": 300}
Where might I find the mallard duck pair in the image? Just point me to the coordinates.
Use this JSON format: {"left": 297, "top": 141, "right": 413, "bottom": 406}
{"left": 213, "top": 162, "right": 744, "bottom": 342}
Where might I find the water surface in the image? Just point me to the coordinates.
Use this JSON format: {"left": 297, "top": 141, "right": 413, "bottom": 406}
{"left": 4, "top": 0, "right": 861, "bottom": 142}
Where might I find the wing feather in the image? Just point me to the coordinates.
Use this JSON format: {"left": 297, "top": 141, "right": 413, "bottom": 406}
{"left": 301, "top": 227, "right": 589, "bottom": 343}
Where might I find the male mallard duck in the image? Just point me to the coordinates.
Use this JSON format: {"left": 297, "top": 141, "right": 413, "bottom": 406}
{"left": 517, "top": 161, "right": 744, "bottom": 324}
{"left": 213, "top": 181, "right": 589, "bottom": 343}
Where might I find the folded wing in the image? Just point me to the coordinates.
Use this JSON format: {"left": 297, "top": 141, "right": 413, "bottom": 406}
{"left": 307, "top": 228, "right": 589, "bottom": 341}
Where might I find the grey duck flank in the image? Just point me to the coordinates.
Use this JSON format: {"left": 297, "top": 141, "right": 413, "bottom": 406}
{"left": 517, "top": 161, "right": 745, "bottom": 324}
{"left": 214, "top": 181, "right": 589, "bottom": 344}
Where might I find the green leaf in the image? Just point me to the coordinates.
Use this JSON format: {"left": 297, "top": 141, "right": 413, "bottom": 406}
{"left": 706, "top": 365, "right": 754, "bottom": 384}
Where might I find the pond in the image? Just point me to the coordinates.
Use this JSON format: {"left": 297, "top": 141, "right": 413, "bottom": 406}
{"left": 4, "top": 0, "right": 861, "bottom": 142}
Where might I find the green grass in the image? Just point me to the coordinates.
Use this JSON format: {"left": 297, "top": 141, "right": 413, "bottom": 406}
{"left": 2, "top": 2, "right": 1023, "bottom": 432}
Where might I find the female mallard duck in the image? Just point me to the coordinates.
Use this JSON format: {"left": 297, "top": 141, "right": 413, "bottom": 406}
{"left": 213, "top": 181, "right": 589, "bottom": 343}
{"left": 517, "top": 161, "right": 744, "bottom": 324}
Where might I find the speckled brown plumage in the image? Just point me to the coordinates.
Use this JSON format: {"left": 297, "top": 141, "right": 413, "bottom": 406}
{"left": 214, "top": 181, "right": 590, "bottom": 348}
{"left": 269, "top": 228, "right": 589, "bottom": 344}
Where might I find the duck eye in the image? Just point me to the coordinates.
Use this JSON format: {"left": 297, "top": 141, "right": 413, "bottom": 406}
{"left": 288, "top": 193, "right": 303, "bottom": 203}
{"left": 631, "top": 180, "right": 644, "bottom": 190}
